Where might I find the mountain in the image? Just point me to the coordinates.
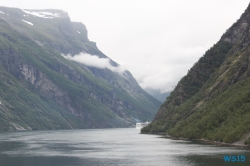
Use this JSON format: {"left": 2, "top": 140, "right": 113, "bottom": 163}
{"left": 142, "top": 3, "right": 250, "bottom": 145}
{"left": 144, "top": 87, "right": 170, "bottom": 103}
{"left": 0, "top": 7, "right": 161, "bottom": 131}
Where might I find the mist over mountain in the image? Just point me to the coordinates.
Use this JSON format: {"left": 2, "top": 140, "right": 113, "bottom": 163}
{"left": 144, "top": 87, "right": 170, "bottom": 103}
{"left": 142, "top": 3, "right": 250, "bottom": 145}
{"left": 0, "top": 6, "right": 161, "bottom": 131}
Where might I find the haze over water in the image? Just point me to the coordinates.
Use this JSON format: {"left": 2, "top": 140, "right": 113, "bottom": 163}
{"left": 0, "top": 128, "right": 249, "bottom": 166}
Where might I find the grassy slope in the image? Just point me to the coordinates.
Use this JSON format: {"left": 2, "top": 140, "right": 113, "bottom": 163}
{"left": 0, "top": 8, "right": 161, "bottom": 130}
{"left": 0, "top": 21, "right": 126, "bottom": 129}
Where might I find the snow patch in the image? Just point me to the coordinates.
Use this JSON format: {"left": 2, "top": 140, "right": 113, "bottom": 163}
{"left": 77, "top": 31, "right": 81, "bottom": 33}
{"left": 22, "top": 19, "right": 33, "bottom": 25}
{"left": 22, "top": 9, "right": 61, "bottom": 19}
{"left": 0, "top": 11, "right": 4, "bottom": 14}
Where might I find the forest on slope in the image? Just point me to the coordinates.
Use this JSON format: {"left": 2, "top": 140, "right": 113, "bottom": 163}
{"left": 142, "top": 3, "right": 250, "bottom": 144}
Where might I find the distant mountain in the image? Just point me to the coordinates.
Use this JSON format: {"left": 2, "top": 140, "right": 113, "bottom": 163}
{"left": 144, "top": 88, "right": 170, "bottom": 103}
{"left": 0, "top": 7, "right": 161, "bottom": 131}
{"left": 142, "top": 3, "right": 250, "bottom": 145}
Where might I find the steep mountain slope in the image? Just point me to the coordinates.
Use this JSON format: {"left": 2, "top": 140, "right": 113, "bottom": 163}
{"left": 142, "top": 3, "right": 250, "bottom": 144}
{"left": 0, "top": 7, "right": 161, "bottom": 131}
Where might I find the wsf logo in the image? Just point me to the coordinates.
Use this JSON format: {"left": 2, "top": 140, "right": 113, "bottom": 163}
{"left": 224, "top": 155, "right": 245, "bottom": 162}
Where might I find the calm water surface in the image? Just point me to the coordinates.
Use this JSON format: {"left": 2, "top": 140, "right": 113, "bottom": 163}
{"left": 0, "top": 128, "right": 249, "bottom": 166}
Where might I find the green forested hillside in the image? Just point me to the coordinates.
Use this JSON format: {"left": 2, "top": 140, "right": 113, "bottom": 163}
{"left": 0, "top": 7, "right": 161, "bottom": 131}
{"left": 142, "top": 3, "right": 250, "bottom": 144}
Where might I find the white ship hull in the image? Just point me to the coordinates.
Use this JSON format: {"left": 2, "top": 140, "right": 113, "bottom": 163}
{"left": 135, "top": 121, "right": 150, "bottom": 129}
{"left": 136, "top": 125, "right": 142, "bottom": 129}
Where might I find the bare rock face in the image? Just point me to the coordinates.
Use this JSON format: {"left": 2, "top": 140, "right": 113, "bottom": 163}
{"left": 20, "top": 64, "right": 72, "bottom": 107}
{"left": 221, "top": 6, "right": 250, "bottom": 44}
{"left": 20, "top": 64, "right": 43, "bottom": 85}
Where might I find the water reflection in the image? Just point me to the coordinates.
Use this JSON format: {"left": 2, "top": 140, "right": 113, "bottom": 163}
{"left": 0, "top": 128, "right": 249, "bottom": 166}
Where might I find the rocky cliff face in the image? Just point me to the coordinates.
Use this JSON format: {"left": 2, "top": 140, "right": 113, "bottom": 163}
{"left": 0, "top": 6, "right": 161, "bottom": 131}
{"left": 142, "top": 3, "right": 250, "bottom": 144}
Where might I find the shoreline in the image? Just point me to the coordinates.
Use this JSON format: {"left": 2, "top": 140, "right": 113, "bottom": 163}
{"left": 141, "top": 132, "right": 250, "bottom": 148}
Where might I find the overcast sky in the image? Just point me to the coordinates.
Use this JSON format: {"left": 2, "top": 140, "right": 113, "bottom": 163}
{"left": 2, "top": 0, "right": 250, "bottom": 93}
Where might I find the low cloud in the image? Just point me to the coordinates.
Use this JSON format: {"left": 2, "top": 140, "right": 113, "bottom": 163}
{"left": 139, "top": 64, "right": 191, "bottom": 93}
{"left": 119, "top": 46, "right": 207, "bottom": 93}
{"left": 62, "top": 53, "right": 125, "bottom": 73}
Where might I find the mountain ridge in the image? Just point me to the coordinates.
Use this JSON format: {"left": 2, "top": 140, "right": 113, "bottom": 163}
{"left": 0, "top": 6, "right": 161, "bottom": 131}
{"left": 142, "top": 3, "right": 250, "bottom": 145}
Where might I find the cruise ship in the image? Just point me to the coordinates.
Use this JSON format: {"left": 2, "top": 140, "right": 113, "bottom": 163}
{"left": 135, "top": 121, "right": 150, "bottom": 129}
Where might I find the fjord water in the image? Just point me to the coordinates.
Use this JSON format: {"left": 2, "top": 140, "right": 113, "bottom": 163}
{"left": 0, "top": 128, "right": 249, "bottom": 166}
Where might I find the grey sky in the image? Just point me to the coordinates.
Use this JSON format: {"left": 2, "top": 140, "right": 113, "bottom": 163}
{"left": 2, "top": 0, "right": 249, "bottom": 92}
